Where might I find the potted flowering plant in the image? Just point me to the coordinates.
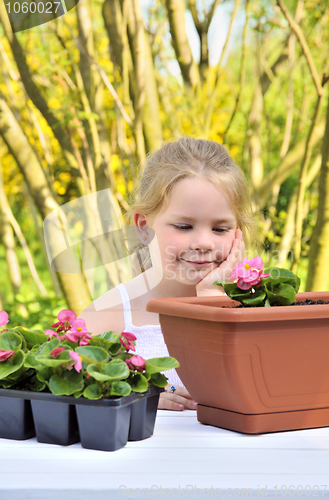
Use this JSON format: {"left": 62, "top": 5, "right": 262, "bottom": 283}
{"left": 0, "top": 310, "right": 178, "bottom": 451}
{"left": 146, "top": 257, "right": 329, "bottom": 434}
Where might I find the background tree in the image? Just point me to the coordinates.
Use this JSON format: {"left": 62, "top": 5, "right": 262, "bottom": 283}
{"left": 0, "top": 0, "right": 329, "bottom": 329}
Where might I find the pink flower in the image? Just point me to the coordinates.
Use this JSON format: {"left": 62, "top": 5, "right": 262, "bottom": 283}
{"left": 51, "top": 321, "right": 63, "bottom": 330}
{"left": 125, "top": 355, "right": 146, "bottom": 372}
{"left": 231, "top": 257, "right": 270, "bottom": 290}
{"left": 45, "top": 329, "right": 65, "bottom": 341}
{"left": 50, "top": 347, "right": 66, "bottom": 358}
{"left": 58, "top": 309, "right": 77, "bottom": 324}
{"left": 51, "top": 309, "right": 77, "bottom": 333}
{"left": 121, "top": 332, "right": 137, "bottom": 341}
{"left": 0, "top": 349, "right": 14, "bottom": 361}
{"left": 69, "top": 351, "right": 82, "bottom": 373}
{"left": 70, "top": 318, "right": 88, "bottom": 336}
{"left": 63, "top": 318, "right": 91, "bottom": 345}
{"left": 119, "top": 331, "right": 137, "bottom": 352}
{"left": 0, "top": 311, "right": 9, "bottom": 327}
{"left": 78, "top": 338, "right": 90, "bottom": 346}
{"left": 65, "top": 332, "right": 92, "bottom": 344}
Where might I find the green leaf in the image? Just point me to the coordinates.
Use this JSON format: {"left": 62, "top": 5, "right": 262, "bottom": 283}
{"left": 83, "top": 384, "right": 102, "bottom": 400}
{"left": 263, "top": 267, "right": 300, "bottom": 293}
{"left": 36, "top": 368, "right": 52, "bottom": 383}
{"left": 93, "top": 330, "right": 119, "bottom": 342}
{"left": 108, "top": 342, "right": 122, "bottom": 355}
{"left": 39, "top": 338, "right": 60, "bottom": 355}
{"left": 100, "top": 331, "right": 119, "bottom": 341}
{"left": 24, "top": 352, "right": 47, "bottom": 370}
{"left": 241, "top": 289, "right": 266, "bottom": 306}
{"left": 128, "top": 373, "right": 148, "bottom": 393}
{"left": 0, "top": 380, "right": 16, "bottom": 388}
{"left": 145, "top": 357, "right": 179, "bottom": 375}
{"left": 0, "top": 350, "right": 24, "bottom": 380}
{"left": 73, "top": 389, "right": 85, "bottom": 398}
{"left": 49, "top": 370, "right": 84, "bottom": 396}
{"left": 35, "top": 349, "right": 72, "bottom": 367}
{"left": 29, "top": 376, "right": 47, "bottom": 392}
{"left": 265, "top": 282, "right": 297, "bottom": 305}
{"left": 0, "top": 332, "right": 22, "bottom": 352}
{"left": 109, "top": 381, "right": 131, "bottom": 397}
{"left": 75, "top": 346, "right": 109, "bottom": 365}
{"left": 148, "top": 372, "right": 168, "bottom": 388}
{"left": 13, "top": 327, "right": 48, "bottom": 348}
{"left": 87, "top": 338, "right": 114, "bottom": 350}
{"left": 87, "top": 359, "right": 130, "bottom": 382}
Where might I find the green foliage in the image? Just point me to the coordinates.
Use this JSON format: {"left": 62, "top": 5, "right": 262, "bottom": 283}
{"left": 0, "top": 322, "right": 177, "bottom": 398}
{"left": 216, "top": 267, "right": 300, "bottom": 307}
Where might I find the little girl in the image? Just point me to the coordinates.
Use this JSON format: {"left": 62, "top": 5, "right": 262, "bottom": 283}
{"left": 79, "top": 138, "right": 258, "bottom": 411}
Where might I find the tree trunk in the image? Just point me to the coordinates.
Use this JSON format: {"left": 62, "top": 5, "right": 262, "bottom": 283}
{"left": 0, "top": 186, "right": 21, "bottom": 295}
{"left": 0, "top": 159, "right": 29, "bottom": 317}
{"left": 0, "top": 1, "right": 80, "bottom": 173}
{"left": 22, "top": 181, "right": 61, "bottom": 296}
{"left": 257, "top": 118, "right": 326, "bottom": 209}
{"left": 248, "top": 46, "right": 289, "bottom": 202}
{"left": 306, "top": 89, "right": 329, "bottom": 291}
{"left": 291, "top": 93, "right": 324, "bottom": 273}
{"left": 126, "top": 0, "right": 162, "bottom": 154}
{"left": 277, "top": 154, "right": 321, "bottom": 266}
{"left": 165, "top": 0, "right": 200, "bottom": 88}
{"left": 0, "top": 94, "right": 92, "bottom": 314}
{"left": 103, "top": 0, "right": 162, "bottom": 153}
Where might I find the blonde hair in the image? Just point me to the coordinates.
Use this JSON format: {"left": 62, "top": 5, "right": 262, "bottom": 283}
{"left": 125, "top": 137, "right": 260, "bottom": 273}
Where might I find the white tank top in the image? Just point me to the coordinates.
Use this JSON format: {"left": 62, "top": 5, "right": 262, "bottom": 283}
{"left": 115, "top": 283, "right": 184, "bottom": 388}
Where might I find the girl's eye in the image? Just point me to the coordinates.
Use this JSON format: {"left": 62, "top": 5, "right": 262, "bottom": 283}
{"left": 174, "top": 225, "right": 192, "bottom": 230}
{"left": 174, "top": 225, "right": 229, "bottom": 233}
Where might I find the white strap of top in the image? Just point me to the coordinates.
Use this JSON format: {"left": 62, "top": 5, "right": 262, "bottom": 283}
{"left": 116, "top": 283, "right": 133, "bottom": 329}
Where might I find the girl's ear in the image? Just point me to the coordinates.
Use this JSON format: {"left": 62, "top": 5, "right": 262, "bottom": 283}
{"left": 133, "top": 212, "right": 149, "bottom": 244}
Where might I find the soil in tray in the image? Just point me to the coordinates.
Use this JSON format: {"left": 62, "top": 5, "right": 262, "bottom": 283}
{"left": 229, "top": 299, "right": 329, "bottom": 308}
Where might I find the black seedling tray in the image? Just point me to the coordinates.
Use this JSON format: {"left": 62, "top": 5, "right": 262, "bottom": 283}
{"left": 0, "top": 386, "right": 163, "bottom": 451}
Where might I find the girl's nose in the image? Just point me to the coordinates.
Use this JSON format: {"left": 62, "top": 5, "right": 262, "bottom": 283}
{"left": 189, "top": 231, "right": 215, "bottom": 252}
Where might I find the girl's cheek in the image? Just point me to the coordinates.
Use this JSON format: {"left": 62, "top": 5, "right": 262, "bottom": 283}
{"left": 220, "top": 236, "right": 236, "bottom": 259}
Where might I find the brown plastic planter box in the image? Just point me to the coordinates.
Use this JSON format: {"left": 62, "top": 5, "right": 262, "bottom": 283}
{"left": 146, "top": 291, "right": 329, "bottom": 434}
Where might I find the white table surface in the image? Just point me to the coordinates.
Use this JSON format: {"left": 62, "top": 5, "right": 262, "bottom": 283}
{"left": 1, "top": 409, "right": 329, "bottom": 500}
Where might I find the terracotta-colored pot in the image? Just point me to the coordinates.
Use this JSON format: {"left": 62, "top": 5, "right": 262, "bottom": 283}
{"left": 146, "top": 291, "right": 329, "bottom": 433}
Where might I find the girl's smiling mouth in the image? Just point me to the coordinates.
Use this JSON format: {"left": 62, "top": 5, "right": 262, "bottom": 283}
{"left": 181, "top": 260, "right": 214, "bottom": 266}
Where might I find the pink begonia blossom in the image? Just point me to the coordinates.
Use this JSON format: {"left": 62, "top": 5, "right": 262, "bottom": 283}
{"left": 58, "top": 309, "right": 77, "bottom": 324}
{"left": 51, "top": 309, "right": 77, "bottom": 333}
{"left": 0, "top": 349, "right": 15, "bottom": 361}
{"left": 79, "top": 338, "right": 90, "bottom": 346}
{"left": 45, "top": 329, "right": 65, "bottom": 341}
{"left": 125, "top": 355, "right": 146, "bottom": 372}
{"left": 69, "top": 351, "right": 82, "bottom": 373}
{"left": 231, "top": 257, "right": 270, "bottom": 290}
{"left": 50, "top": 347, "right": 66, "bottom": 358}
{"left": 51, "top": 321, "right": 66, "bottom": 332}
{"left": 121, "top": 332, "right": 137, "bottom": 341}
{"left": 70, "top": 318, "right": 88, "bottom": 336}
{"left": 119, "top": 331, "right": 137, "bottom": 352}
{"left": 0, "top": 311, "right": 9, "bottom": 327}
{"left": 64, "top": 318, "right": 92, "bottom": 345}
{"left": 64, "top": 332, "right": 92, "bottom": 345}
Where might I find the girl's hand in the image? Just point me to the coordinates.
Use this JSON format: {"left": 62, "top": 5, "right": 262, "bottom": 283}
{"left": 195, "top": 228, "right": 245, "bottom": 296}
{"left": 158, "top": 384, "right": 197, "bottom": 411}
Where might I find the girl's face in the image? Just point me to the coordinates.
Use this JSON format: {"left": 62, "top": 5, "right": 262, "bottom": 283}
{"left": 135, "top": 177, "right": 238, "bottom": 285}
